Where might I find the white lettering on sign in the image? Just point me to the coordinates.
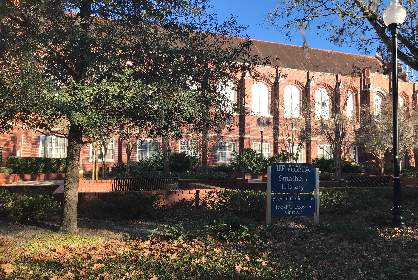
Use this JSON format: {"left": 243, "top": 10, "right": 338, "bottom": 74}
{"left": 276, "top": 164, "right": 311, "bottom": 173}
{"left": 275, "top": 205, "right": 313, "bottom": 210}
{"left": 278, "top": 175, "right": 307, "bottom": 182}
{"left": 272, "top": 196, "right": 314, "bottom": 202}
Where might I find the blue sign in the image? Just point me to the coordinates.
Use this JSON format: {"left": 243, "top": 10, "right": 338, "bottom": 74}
{"left": 270, "top": 163, "right": 316, "bottom": 193}
{"left": 271, "top": 194, "right": 316, "bottom": 217}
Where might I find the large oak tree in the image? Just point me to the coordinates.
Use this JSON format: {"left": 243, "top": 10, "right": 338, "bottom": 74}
{"left": 0, "top": 0, "right": 253, "bottom": 233}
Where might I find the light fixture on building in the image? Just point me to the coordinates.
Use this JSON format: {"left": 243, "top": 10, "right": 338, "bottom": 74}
{"left": 383, "top": 0, "right": 407, "bottom": 228}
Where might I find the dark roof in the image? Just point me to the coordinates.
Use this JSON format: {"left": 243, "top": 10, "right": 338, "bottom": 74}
{"left": 232, "top": 37, "right": 385, "bottom": 76}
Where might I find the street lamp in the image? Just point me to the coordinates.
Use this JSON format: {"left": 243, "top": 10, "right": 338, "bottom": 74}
{"left": 258, "top": 118, "right": 265, "bottom": 160}
{"left": 383, "top": 0, "right": 406, "bottom": 228}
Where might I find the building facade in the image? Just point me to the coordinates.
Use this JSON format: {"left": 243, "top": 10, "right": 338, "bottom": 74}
{"left": 1, "top": 38, "right": 417, "bottom": 171}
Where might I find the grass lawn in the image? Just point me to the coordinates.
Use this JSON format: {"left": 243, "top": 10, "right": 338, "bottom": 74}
{"left": 0, "top": 187, "right": 418, "bottom": 279}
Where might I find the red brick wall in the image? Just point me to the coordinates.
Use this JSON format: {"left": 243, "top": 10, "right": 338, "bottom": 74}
{"left": 1, "top": 60, "right": 417, "bottom": 170}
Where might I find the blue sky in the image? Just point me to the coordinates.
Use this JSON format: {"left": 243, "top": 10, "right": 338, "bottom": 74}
{"left": 207, "top": 0, "right": 371, "bottom": 56}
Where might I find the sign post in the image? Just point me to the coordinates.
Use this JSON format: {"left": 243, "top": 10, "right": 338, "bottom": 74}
{"left": 266, "top": 163, "right": 319, "bottom": 225}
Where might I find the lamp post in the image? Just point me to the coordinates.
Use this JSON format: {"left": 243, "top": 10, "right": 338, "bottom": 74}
{"left": 258, "top": 118, "right": 265, "bottom": 160}
{"left": 383, "top": 0, "right": 406, "bottom": 228}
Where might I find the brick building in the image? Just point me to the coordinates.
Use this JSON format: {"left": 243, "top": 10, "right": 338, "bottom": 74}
{"left": 1, "top": 38, "right": 417, "bottom": 171}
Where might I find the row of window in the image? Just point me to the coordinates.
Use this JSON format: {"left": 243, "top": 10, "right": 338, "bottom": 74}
{"left": 219, "top": 79, "right": 357, "bottom": 119}
{"left": 39, "top": 136, "right": 355, "bottom": 163}
{"left": 220, "top": 79, "right": 408, "bottom": 119}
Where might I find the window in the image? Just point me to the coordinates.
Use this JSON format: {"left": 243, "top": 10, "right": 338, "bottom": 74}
{"left": 39, "top": 135, "right": 67, "bottom": 158}
{"left": 399, "top": 96, "right": 405, "bottom": 114}
{"left": 287, "top": 143, "right": 303, "bottom": 163}
{"left": 284, "top": 85, "right": 301, "bottom": 117}
{"left": 347, "top": 91, "right": 354, "bottom": 118}
{"left": 318, "top": 144, "right": 332, "bottom": 160}
{"left": 315, "top": 88, "right": 330, "bottom": 118}
{"left": 179, "top": 140, "right": 199, "bottom": 157}
{"left": 217, "top": 79, "right": 235, "bottom": 111}
{"left": 252, "top": 82, "right": 269, "bottom": 115}
{"left": 350, "top": 146, "right": 358, "bottom": 163}
{"left": 253, "top": 142, "right": 271, "bottom": 158}
{"left": 90, "top": 138, "right": 115, "bottom": 161}
{"left": 137, "top": 139, "right": 159, "bottom": 160}
{"left": 217, "top": 141, "right": 236, "bottom": 163}
{"left": 373, "top": 93, "right": 382, "bottom": 116}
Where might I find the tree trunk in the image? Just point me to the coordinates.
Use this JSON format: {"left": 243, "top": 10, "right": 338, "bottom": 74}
{"left": 60, "top": 124, "right": 83, "bottom": 233}
{"left": 126, "top": 141, "right": 132, "bottom": 177}
{"left": 102, "top": 141, "right": 108, "bottom": 179}
{"left": 162, "top": 136, "right": 170, "bottom": 173}
{"left": 201, "top": 125, "right": 208, "bottom": 167}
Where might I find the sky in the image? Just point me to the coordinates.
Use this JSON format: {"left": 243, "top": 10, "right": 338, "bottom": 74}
{"left": 207, "top": 0, "right": 371, "bottom": 56}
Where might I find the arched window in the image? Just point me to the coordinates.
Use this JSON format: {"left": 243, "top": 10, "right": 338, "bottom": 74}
{"left": 315, "top": 88, "right": 330, "bottom": 118}
{"left": 217, "top": 79, "right": 235, "bottom": 111}
{"left": 373, "top": 93, "right": 382, "bottom": 116}
{"left": 347, "top": 91, "right": 354, "bottom": 118}
{"left": 284, "top": 85, "right": 301, "bottom": 117}
{"left": 252, "top": 82, "right": 269, "bottom": 115}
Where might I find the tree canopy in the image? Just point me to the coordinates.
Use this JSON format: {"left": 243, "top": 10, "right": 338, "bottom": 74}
{"left": 0, "top": 0, "right": 254, "bottom": 232}
{"left": 266, "top": 0, "right": 418, "bottom": 71}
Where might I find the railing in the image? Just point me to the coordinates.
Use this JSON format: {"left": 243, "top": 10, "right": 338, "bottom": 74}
{"left": 348, "top": 175, "right": 392, "bottom": 188}
{"left": 112, "top": 177, "right": 179, "bottom": 192}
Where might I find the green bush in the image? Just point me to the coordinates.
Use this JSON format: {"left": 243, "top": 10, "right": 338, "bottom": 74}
{"left": 0, "top": 188, "right": 60, "bottom": 222}
{"left": 80, "top": 192, "right": 161, "bottom": 219}
{"left": 170, "top": 152, "right": 196, "bottom": 173}
{"left": 341, "top": 159, "right": 362, "bottom": 173}
{"left": 230, "top": 148, "right": 292, "bottom": 173}
{"left": 6, "top": 156, "right": 66, "bottom": 174}
{"left": 312, "top": 157, "right": 334, "bottom": 173}
{"left": 204, "top": 190, "right": 266, "bottom": 221}
{"left": 401, "top": 166, "right": 418, "bottom": 178}
{"left": 0, "top": 167, "right": 13, "bottom": 175}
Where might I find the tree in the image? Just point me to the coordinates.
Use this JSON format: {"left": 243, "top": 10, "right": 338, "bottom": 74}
{"left": 266, "top": 0, "right": 418, "bottom": 71}
{"left": 311, "top": 77, "right": 357, "bottom": 181}
{"left": 0, "top": 0, "right": 253, "bottom": 233}
{"left": 356, "top": 95, "right": 418, "bottom": 173}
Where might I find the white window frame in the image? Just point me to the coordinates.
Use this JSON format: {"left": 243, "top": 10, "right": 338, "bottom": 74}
{"left": 347, "top": 91, "right": 354, "bottom": 118}
{"left": 252, "top": 82, "right": 269, "bottom": 115}
{"left": 253, "top": 142, "right": 271, "bottom": 159}
{"left": 179, "top": 140, "right": 199, "bottom": 157}
{"left": 217, "top": 79, "right": 235, "bottom": 112}
{"left": 89, "top": 138, "right": 115, "bottom": 162}
{"left": 373, "top": 93, "right": 382, "bottom": 117}
{"left": 137, "top": 139, "right": 160, "bottom": 161}
{"left": 318, "top": 144, "right": 333, "bottom": 160}
{"left": 39, "top": 135, "right": 67, "bottom": 158}
{"left": 217, "top": 141, "right": 236, "bottom": 163}
{"left": 399, "top": 96, "right": 405, "bottom": 114}
{"left": 315, "top": 88, "right": 330, "bottom": 119}
{"left": 287, "top": 143, "right": 303, "bottom": 163}
{"left": 284, "top": 85, "right": 301, "bottom": 118}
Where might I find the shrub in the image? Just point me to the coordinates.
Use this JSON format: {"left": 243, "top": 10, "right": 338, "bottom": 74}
{"left": 80, "top": 192, "right": 161, "bottom": 219}
{"left": 169, "top": 152, "right": 196, "bottom": 173}
{"left": 0, "top": 188, "right": 60, "bottom": 222}
{"left": 204, "top": 190, "right": 266, "bottom": 221}
{"left": 6, "top": 157, "right": 66, "bottom": 174}
{"left": 312, "top": 157, "right": 334, "bottom": 173}
{"left": 0, "top": 167, "right": 13, "bottom": 175}
{"left": 230, "top": 148, "right": 261, "bottom": 173}
{"left": 341, "top": 159, "right": 362, "bottom": 173}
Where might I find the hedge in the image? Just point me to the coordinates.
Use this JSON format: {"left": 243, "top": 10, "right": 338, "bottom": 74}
{"left": 6, "top": 156, "right": 66, "bottom": 174}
